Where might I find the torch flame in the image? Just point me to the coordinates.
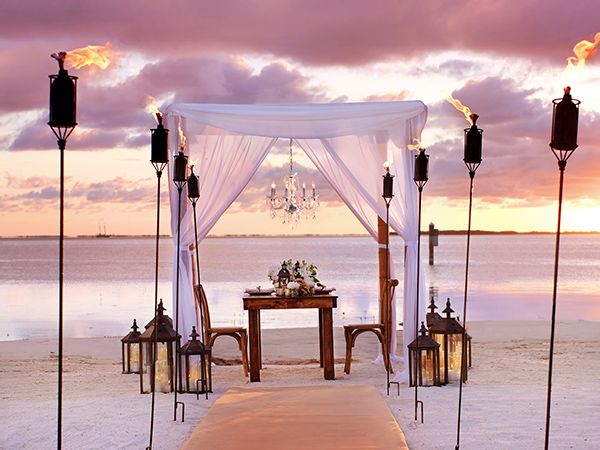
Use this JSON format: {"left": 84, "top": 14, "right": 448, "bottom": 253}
{"left": 178, "top": 123, "right": 186, "bottom": 151}
{"left": 66, "top": 42, "right": 112, "bottom": 70}
{"left": 445, "top": 92, "right": 478, "bottom": 125}
{"left": 563, "top": 32, "right": 600, "bottom": 74}
{"left": 407, "top": 138, "right": 423, "bottom": 151}
{"left": 189, "top": 158, "right": 197, "bottom": 173}
{"left": 144, "top": 95, "right": 162, "bottom": 124}
{"left": 383, "top": 154, "right": 393, "bottom": 173}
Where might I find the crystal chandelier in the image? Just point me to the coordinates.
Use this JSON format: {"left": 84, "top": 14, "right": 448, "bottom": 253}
{"left": 267, "top": 138, "right": 319, "bottom": 227}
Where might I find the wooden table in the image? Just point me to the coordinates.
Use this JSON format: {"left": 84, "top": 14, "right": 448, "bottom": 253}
{"left": 243, "top": 293, "right": 338, "bottom": 382}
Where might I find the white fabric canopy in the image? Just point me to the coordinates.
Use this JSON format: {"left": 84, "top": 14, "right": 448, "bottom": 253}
{"left": 164, "top": 101, "right": 428, "bottom": 378}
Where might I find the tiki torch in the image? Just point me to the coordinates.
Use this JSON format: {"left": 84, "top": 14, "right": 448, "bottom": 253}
{"left": 48, "top": 52, "right": 77, "bottom": 450}
{"left": 545, "top": 86, "right": 579, "bottom": 450}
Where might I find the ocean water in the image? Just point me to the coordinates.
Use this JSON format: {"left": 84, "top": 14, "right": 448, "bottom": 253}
{"left": 1, "top": 234, "right": 599, "bottom": 341}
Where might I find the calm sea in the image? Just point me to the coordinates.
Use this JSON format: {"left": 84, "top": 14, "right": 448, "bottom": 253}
{"left": 1, "top": 234, "right": 599, "bottom": 341}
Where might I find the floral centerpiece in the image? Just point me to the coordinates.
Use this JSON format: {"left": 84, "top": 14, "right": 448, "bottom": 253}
{"left": 268, "top": 259, "right": 321, "bottom": 296}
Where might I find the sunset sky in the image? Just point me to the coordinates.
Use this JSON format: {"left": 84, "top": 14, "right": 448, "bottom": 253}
{"left": 1, "top": 1, "right": 599, "bottom": 237}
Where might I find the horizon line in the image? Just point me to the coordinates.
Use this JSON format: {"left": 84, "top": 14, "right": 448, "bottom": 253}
{"left": 1, "top": 229, "right": 599, "bottom": 240}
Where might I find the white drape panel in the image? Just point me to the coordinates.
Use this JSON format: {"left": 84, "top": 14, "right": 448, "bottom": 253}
{"left": 164, "top": 102, "right": 427, "bottom": 374}
{"left": 165, "top": 116, "right": 277, "bottom": 339}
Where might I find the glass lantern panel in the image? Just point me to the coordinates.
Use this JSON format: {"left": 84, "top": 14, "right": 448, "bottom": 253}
{"left": 155, "top": 342, "right": 172, "bottom": 393}
{"left": 447, "top": 334, "right": 463, "bottom": 383}
{"left": 421, "top": 351, "right": 436, "bottom": 386}
{"left": 140, "top": 341, "right": 152, "bottom": 393}
{"left": 129, "top": 344, "right": 140, "bottom": 373}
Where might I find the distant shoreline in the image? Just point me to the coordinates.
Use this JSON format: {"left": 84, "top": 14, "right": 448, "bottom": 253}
{"left": 1, "top": 230, "right": 599, "bottom": 240}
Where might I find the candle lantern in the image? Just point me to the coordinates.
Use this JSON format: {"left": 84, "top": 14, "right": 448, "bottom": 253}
{"left": 278, "top": 261, "right": 291, "bottom": 286}
{"left": 49, "top": 53, "right": 78, "bottom": 138}
{"left": 550, "top": 87, "right": 579, "bottom": 158}
{"left": 151, "top": 115, "right": 169, "bottom": 172}
{"left": 173, "top": 150, "right": 188, "bottom": 183}
{"left": 428, "top": 298, "right": 466, "bottom": 384}
{"left": 382, "top": 168, "right": 394, "bottom": 200}
{"left": 414, "top": 149, "right": 429, "bottom": 186}
{"left": 188, "top": 171, "right": 200, "bottom": 199}
{"left": 426, "top": 297, "right": 442, "bottom": 328}
{"left": 464, "top": 114, "right": 483, "bottom": 173}
{"left": 121, "top": 319, "right": 141, "bottom": 374}
{"left": 139, "top": 300, "right": 181, "bottom": 394}
{"left": 408, "top": 322, "right": 441, "bottom": 387}
{"left": 179, "top": 326, "right": 211, "bottom": 399}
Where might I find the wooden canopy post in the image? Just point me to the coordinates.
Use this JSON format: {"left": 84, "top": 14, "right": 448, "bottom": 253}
{"left": 378, "top": 216, "right": 391, "bottom": 351}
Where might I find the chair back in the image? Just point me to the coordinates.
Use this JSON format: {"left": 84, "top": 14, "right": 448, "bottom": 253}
{"left": 194, "top": 284, "right": 212, "bottom": 341}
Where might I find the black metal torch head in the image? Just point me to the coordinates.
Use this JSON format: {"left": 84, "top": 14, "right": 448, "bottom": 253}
{"left": 151, "top": 123, "right": 169, "bottom": 172}
{"left": 187, "top": 171, "right": 199, "bottom": 200}
{"left": 173, "top": 150, "right": 188, "bottom": 184}
{"left": 383, "top": 168, "right": 394, "bottom": 202}
{"left": 550, "top": 86, "right": 580, "bottom": 162}
{"left": 49, "top": 53, "right": 78, "bottom": 140}
{"left": 414, "top": 148, "right": 429, "bottom": 189}
{"left": 464, "top": 114, "right": 483, "bottom": 175}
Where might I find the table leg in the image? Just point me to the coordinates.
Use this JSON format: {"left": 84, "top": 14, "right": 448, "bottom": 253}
{"left": 322, "top": 307, "right": 335, "bottom": 380}
{"left": 248, "top": 309, "right": 261, "bottom": 382}
{"left": 318, "top": 308, "right": 323, "bottom": 368}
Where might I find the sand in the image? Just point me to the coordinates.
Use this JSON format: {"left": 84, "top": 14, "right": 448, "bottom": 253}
{"left": 0, "top": 320, "right": 598, "bottom": 449}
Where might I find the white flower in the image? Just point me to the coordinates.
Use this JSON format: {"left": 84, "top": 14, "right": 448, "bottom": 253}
{"left": 287, "top": 281, "right": 300, "bottom": 289}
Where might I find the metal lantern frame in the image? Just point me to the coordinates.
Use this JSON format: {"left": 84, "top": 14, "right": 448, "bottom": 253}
{"left": 139, "top": 301, "right": 181, "bottom": 394}
{"left": 408, "top": 322, "right": 441, "bottom": 388}
{"left": 428, "top": 299, "right": 466, "bottom": 385}
{"left": 277, "top": 261, "right": 291, "bottom": 286}
{"left": 179, "top": 326, "right": 211, "bottom": 399}
{"left": 121, "top": 319, "right": 141, "bottom": 374}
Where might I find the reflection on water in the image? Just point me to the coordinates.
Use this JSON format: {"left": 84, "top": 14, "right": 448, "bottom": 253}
{"left": 1, "top": 234, "right": 599, "bottom": 340}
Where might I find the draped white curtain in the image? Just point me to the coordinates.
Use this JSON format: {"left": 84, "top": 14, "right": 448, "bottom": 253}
{"left": 165, "top": 101, "right": 427, "bottom": 377}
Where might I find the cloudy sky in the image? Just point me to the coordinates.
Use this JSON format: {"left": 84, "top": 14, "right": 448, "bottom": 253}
{"left": 1, "top": 1, "right": 599, "bottom": 237}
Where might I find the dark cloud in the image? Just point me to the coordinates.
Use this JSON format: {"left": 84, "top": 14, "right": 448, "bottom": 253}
{"left": 424, "top": 77, "right": 600, "bottom": 205}
{"left": 1, "top": 0, "right": 597, "bottom": 67}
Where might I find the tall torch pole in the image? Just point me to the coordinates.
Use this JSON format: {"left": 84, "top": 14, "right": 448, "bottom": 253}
{"left": 147, "top": 112, "right": 168, "bottom": 449}
{"left": 413, "top": 147, "right": 429, "bottom": 422}
{"left": 456, "top": 113, "right": 483, "bottom": 450}
{"left": 187, "top": 168, "right": 207, "bottom": 395}
{"left": 48, "top": 52, "right": 77, "bottom": 450}
{"left": 382, "top": 165, "right": 394, "bottom": 390}
{"left": 172, "top": 146, "right": 188, "bottom": 421}
{"left": 545, "top": 86, "right": 579, "bottom": 450}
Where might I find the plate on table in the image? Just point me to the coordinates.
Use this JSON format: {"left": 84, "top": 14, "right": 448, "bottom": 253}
{"left": 245, "top": 288, "right": 274, "bottom": 296}
{"left": 314, "top": 287, "right": 336, "bottom": 295}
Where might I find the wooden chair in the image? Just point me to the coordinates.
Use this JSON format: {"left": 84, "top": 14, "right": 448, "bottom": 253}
{"left": 194, "top": 284, "right": 249, "bottom": 378}
{"left": 343, "top": 279, "right": 399, "bottom": 374}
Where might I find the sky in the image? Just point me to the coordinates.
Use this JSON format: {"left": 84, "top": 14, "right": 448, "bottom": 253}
{"left": 1, "top": 1, "right": 600, "bottom": 237}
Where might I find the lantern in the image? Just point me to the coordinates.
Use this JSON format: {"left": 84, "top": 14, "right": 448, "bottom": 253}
{"left": 139, "top": 300, "right": 181, "bottom": 394}
{"left": 121, "top": 319, "right": 141, "bottom": 374}
{"left": 428, "top": 298, "right": 466, "bottom": 384}
{"left": 179, "top": 326, "right": 211, "bottom": 398}
{"left": 464, "top": 114, "right": 483, "bottom": 174}
{"left": 278, "top": 261, "right": 291, "bottom": 286}
{"left": 408, "top": 322, "right": 440, "bottom": 387}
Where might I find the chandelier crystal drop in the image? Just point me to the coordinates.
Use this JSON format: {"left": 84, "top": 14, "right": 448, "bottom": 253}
{"left": 267, "top": 138, "right": 319, "bottom": 228}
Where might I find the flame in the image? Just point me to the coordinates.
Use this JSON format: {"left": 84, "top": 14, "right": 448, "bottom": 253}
{"left": 66, "top": 42, "right": 112, "bottom": 70}
{"left": 407, "top": 138, "right": 423, "bottom": 151}
{"left": 178, "top": 123, "right": 186, "bottom": 151}
{"left": 383, "top": 154, "right": 393, "bottom": 172}
{"left": 144, "top": 95, "right": 162, "bottom": 124}
{"left": 563, "top": 32, "right": 600, "bottom": 74}
{"left": 189, "top": 158, "right": 197, "bottom": 172}
{"left": 445, "top": 92, "right": 476, "bottom": 125}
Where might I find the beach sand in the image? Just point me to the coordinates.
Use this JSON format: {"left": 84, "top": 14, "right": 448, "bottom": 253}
{"left": 0, "top": 320, "right": 598, "bottom": 449}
